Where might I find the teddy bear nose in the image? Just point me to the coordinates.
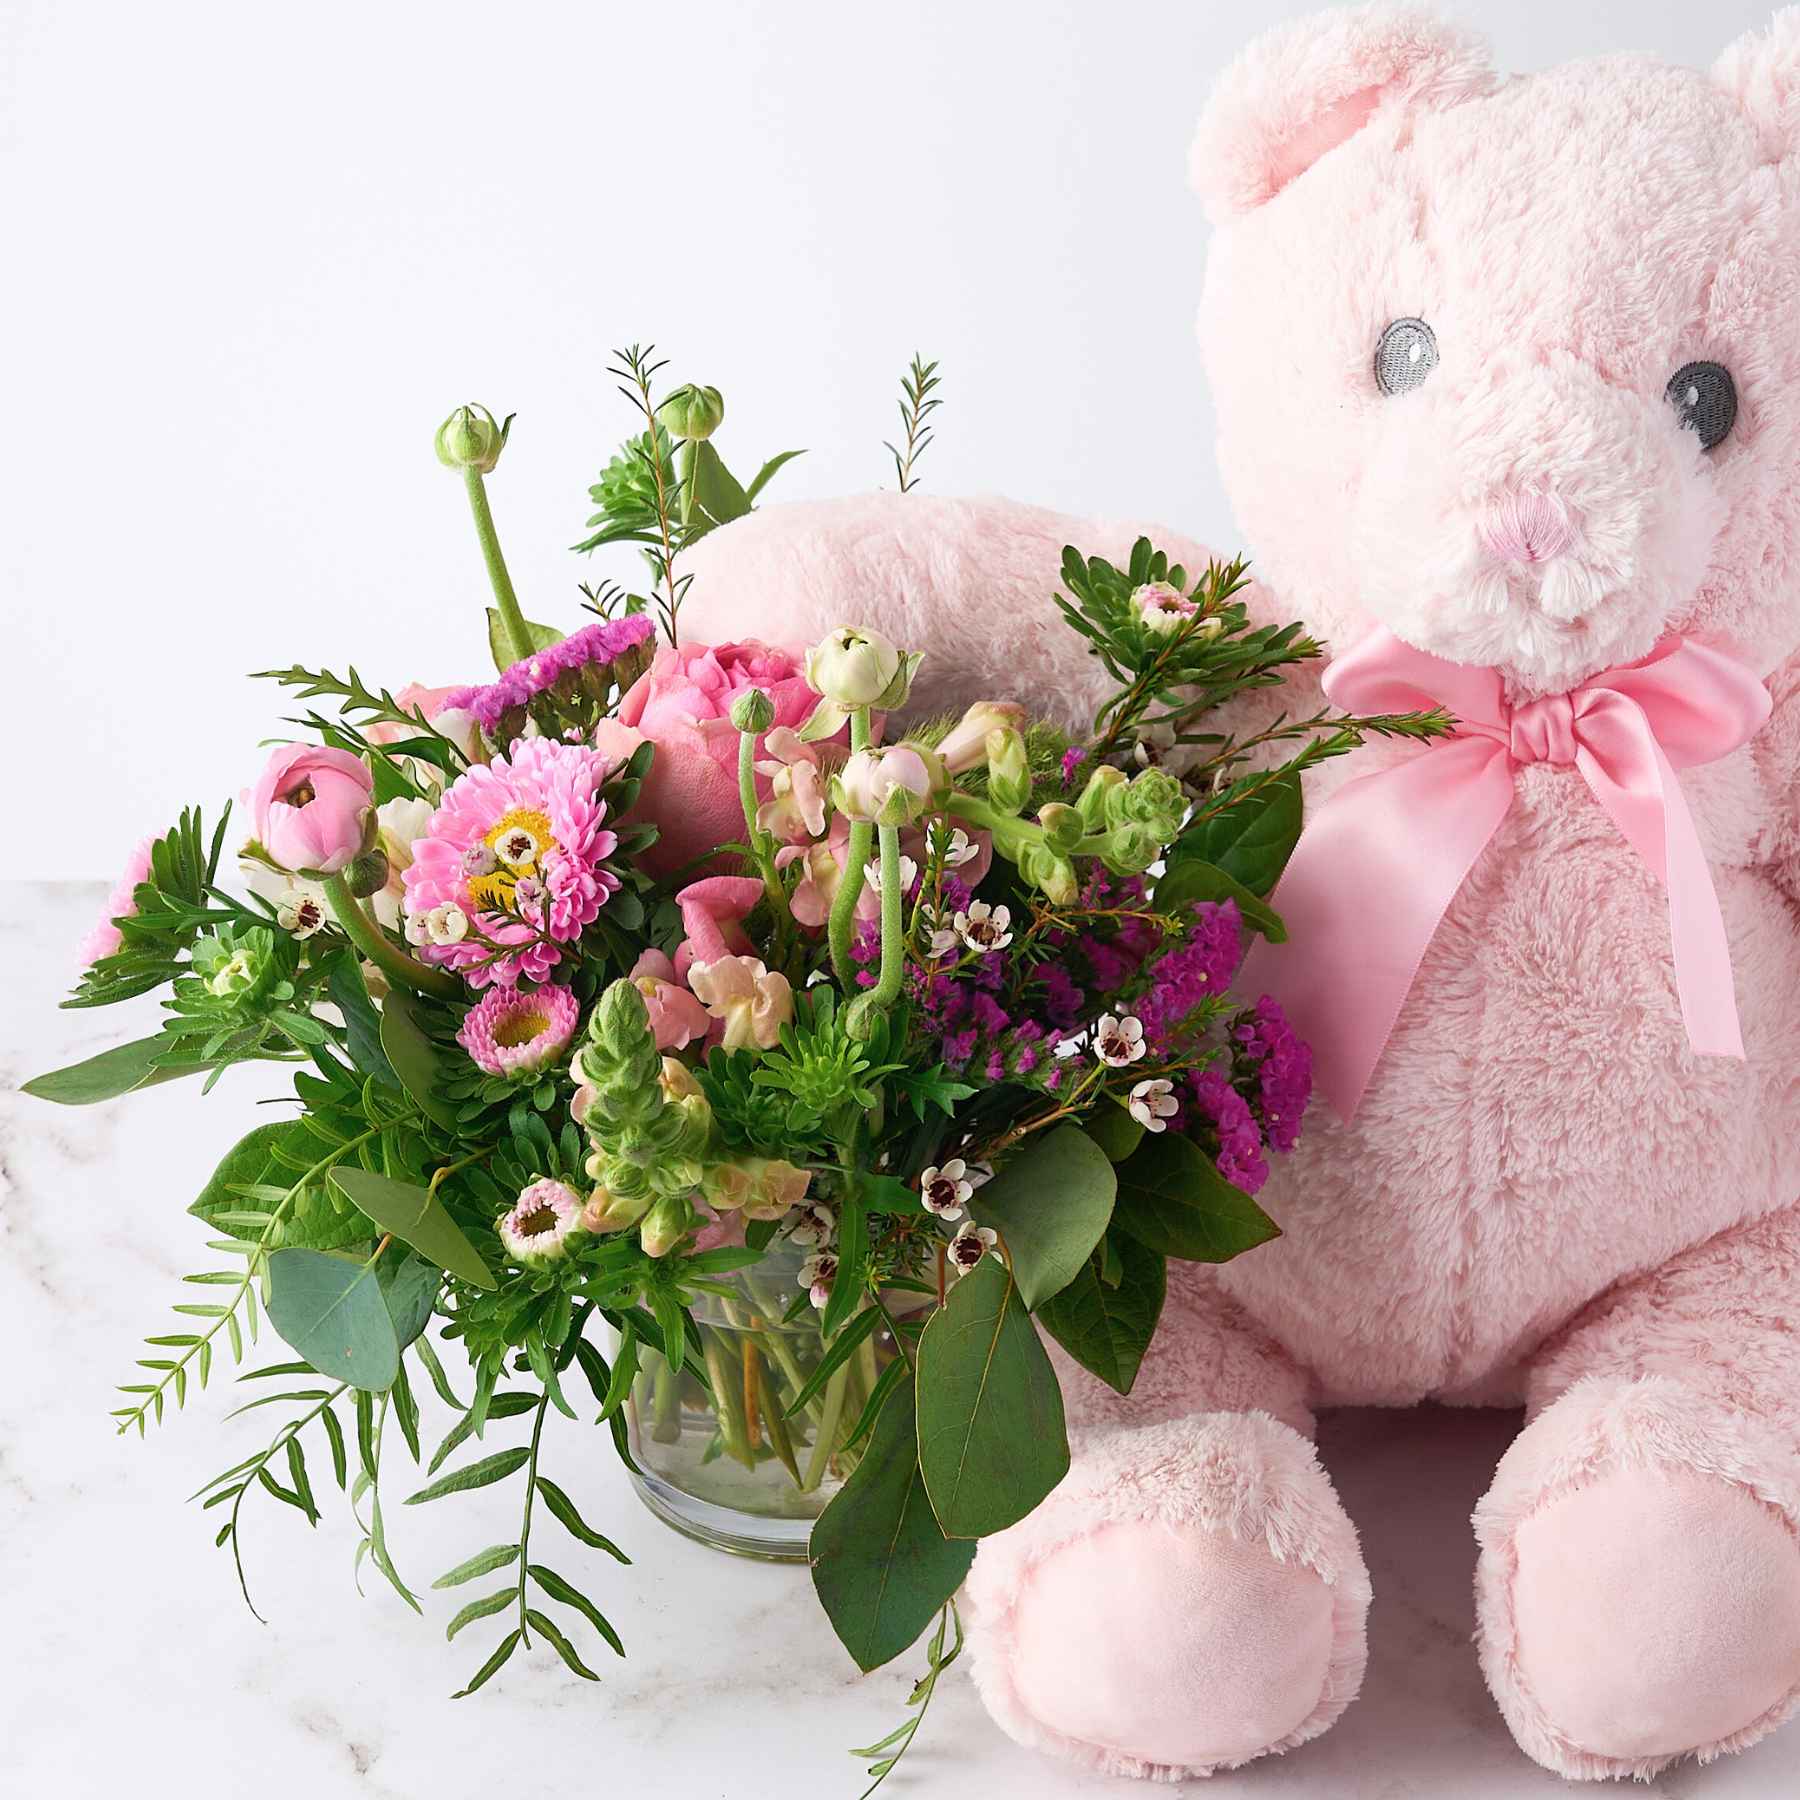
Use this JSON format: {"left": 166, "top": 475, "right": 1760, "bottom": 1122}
{"left": 1478, "top": 490, "right": 1574, "bottom": 565}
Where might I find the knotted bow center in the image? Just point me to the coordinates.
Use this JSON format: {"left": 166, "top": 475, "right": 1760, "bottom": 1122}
{"left": 1506, "top": 691, "right": 1580, "bottom": 766}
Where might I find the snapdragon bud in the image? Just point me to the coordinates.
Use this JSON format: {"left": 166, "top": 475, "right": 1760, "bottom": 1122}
{"left": 985, "top": 728, "right": 1032, "bottom": 815}
{"left": 1109, "top": 766, "right": 1187, "bottom": 845}
{"left": 639, "top": 1193, "right": 692, "bottom": 1258}
{"left": 1037, "top": 802, "right": 1085, "bottom": 854}
{"left": 434, "top": 404, "right": 511, "bottom": 473}
{"left": 657, "top": 383, "right": 725, "bottom": 442}
{"left": 1018, "top": 841, "right": 1078, "bottom": 905}
{"left": 728, "top": 686, "right": 776, "bottom": 734}
{"left": 1074, "top": 764, "right": 1126, "bottom": 831}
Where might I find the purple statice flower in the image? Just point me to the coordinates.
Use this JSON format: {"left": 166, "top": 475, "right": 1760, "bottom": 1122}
{"left": 1236, "top": 995, "right": 1313, "bottom": 1153}
{"left": 1135, "top": 900, "right": 1243, "bottom": 1047}
{"left": 443, "top": 614, "right": 656, "bottom": 731}
{"left": 1038, "top": 962, "right": 1086, "bottom": 1031}
{"left": 985, "top": 1051, "right": 1006, "bottom": 1081}
{"left": 944, "top": 1028, "right": 978, "bottom": 1069}
{"left": 1060, "top": 746, "right": 1088, "bottom": 787}
{"left": 939, "top": 875, "right": 975, "bottom": 917}
{"left": 1190, "top": 1068, "right": 1269, "bottom": 1194}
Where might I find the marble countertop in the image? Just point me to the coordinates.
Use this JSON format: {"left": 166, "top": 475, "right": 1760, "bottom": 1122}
{"left": 4, "top": 881, "right": 1794, "bottom": 1800}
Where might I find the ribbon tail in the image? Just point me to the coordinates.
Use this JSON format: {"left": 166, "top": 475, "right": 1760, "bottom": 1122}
{"left": 1240, "top": 737, "right": 1516, "bottom": 1120}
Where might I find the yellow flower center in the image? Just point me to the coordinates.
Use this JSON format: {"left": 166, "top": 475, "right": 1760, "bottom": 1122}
{"left": 467, "top": 806, "right": 555, "bottom": 915}
{"left": 492, "top": 1007, "right": 550, "bottom": 1049}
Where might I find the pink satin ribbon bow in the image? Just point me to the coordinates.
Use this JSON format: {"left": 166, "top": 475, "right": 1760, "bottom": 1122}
{"left": 1241, "top": 629, "right": 1772, "bottom": 1120}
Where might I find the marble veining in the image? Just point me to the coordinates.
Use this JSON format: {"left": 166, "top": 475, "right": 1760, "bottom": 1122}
{"left": 2, "top": 881, "right": 1791, "bottom": 1798}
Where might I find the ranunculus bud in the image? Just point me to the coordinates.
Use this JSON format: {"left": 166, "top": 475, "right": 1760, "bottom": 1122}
{"left": 804, "top": 626, "right": 903, "bottom": 707}
{"left": 343, "top": 847, "right": 390, "bottom": 900}
{"left": 935, "top": 701, "right": 1028, "bottom": 774}
{"left": 832, "top": 746, "right": 933, "bottom": 826}
{"left": 656, "top": 383, "right": 725, "bottom": 442}
{"left": 985, "top": 728, "right": 1032, "bottom": 816}
{"left": 434, "top": 404, "right": 511, "bottom": 473}
{"left": 728, "top": 686, "right": 777, "bottom": 734}
{"left": 247, "top": 744, "right": 376, "bottom": 878}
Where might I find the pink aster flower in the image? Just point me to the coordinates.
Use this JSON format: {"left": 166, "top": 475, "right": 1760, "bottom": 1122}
{"left": 457, "top": 983, "right": 580, "bottom": 1080}
{"left": 401, "top": 737, "right": 620, "bottom": 989}
{"left": 78, "top": 835, "right": 156, "bottom": 966}
{"left": 629, "top": 949, "right": 711, "bottom": 1050}
{"left": 497, "top": 1178, "right": 586, "bottom": 1263}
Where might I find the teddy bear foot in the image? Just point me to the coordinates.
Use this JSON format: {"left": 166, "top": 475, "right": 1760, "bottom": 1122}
{"left": 964, "top": 1410, "right": 1369, "bottom": 1781}
{"left": 1476, "top": 1378, "right": 1800, "bottom": 1780}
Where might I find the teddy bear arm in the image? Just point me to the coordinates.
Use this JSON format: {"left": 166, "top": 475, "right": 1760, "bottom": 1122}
{"left": 1474, "top": 1203, "right": 1800, "bottom": 1779}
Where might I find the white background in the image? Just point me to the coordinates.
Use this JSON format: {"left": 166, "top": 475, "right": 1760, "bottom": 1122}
{"left": 0, "top": 0, "right": 1775, "bottom": 877}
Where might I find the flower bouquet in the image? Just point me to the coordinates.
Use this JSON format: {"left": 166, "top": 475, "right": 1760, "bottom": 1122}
{"left": 28, "top": 353, "right": 1445, "bottom": 1786}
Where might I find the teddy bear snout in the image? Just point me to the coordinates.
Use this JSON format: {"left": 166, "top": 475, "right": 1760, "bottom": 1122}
{"left": 1478, "top": 490, "right": 1574, "bottom": 567}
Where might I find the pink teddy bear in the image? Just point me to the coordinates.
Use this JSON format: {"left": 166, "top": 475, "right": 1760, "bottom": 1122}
{"left": 680, "top": 6, "right": 1800, "bottom": 1782}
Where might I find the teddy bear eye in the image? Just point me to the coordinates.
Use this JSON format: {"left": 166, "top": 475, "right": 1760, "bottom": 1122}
{"left": 1665, "top": 361, "right": 1737, "bottom": 452}
{"left": 1374, "top": 318, "right": 1438, "bottom": 396}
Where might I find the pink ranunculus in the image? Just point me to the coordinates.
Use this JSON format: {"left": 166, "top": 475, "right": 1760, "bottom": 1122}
{"left": 629, "top": 949, "right": 712, "bottom": 1050}
{"left": 365, "top": 682, "right": 482, "bottom": 762}
{"left": 248, "top": 744, "right": 374, "bottom": 877}
{"left": 78, "top": 835, "right": 157, "bottom": 966}
{"left": 834, "top": 744, "right": 933, "bottom": 824}
{"left": 592, "top": 639, "right": 813, "bottom": 876}
{"left": 671, "top": 875, "right": 765, "bottom": 982}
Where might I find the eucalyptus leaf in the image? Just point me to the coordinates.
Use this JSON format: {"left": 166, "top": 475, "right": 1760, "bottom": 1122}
{"left": 915, "top": 1257, "right": 1068, "bottom": 1539}
{"left": 378, "top": 990, "right": 460, "bottom": 1130}
{"left": 1036, "top": 1231, "right": 1167, "bottom": 1395}
{"left": 970, "top": 1126, "right": 1115, "bottom": 1309}
{"left": 1175, "top": 772, "right": 1303, "bottom": 898}
{"left": 265, "top": 1248, "right": 399, "bottom": 1390}
{"left": 378, "top": 1254, "right": 442, "bottom": 1350}
{"left": 1082, "top": 1104, "right": 1144, "bottom": 1164}
{"left": 1112, "top": 1133, "right": 1281, "bottom": 1263}
{"left": 330, "top": 1167, "right": 495, "bottom": 1288}
{"left": 1156, "top": 855, "right": 1287, "bottom": 944}
{"left": 811, "top": 1374, "right": 977, "bottom": 1672}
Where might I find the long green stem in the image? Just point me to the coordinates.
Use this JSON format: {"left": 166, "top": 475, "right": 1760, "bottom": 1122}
{"left": 322, "top": 874, "right": 463, "bottom": 1002}
{"left": 845, "top": 822, "right": 904, "bottom": 1037}
{"left": 827, "top": 709, "right": 875, "bottom": 984}
{"left": 461, "top": 466, "right": 532, "bottom": 666}
{"left": 516, "top": 1391, "right": 550, "bottom": 1644}
{"left": 800, "top": 1360, "right": 852, "bottom": 1493}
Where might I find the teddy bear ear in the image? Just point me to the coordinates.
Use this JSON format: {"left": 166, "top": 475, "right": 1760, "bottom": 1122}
{"left": 1713, "top": 10, "right": 1800, "bottom": 160}
{"left": 1190, "top": 5, "right": 1495, "bottom": 223}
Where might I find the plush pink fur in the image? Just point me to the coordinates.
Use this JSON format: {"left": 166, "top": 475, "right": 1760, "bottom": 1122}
{"left": 688, "top": 5, "right": 1800, "bottom": 1784}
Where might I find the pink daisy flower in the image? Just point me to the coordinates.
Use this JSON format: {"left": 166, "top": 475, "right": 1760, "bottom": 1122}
{"left": 457, "top": 983, "right": 580, "bottom": 1080}
{"left": 401, "top": 738, "right": 621, "bottom": 988}
{"left": 78, "top": 836, "right": 157, "bottom": 966}
{"left": 497, "top": 1178, "right": 586, "bottom": 1263}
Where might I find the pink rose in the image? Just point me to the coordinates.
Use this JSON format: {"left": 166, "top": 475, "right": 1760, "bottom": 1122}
{"left": 365, "top": 682, "right": 482, "bottom": 762}
{"left": 592, "top": 640, "right": 813, "bottom": 875}
{"left": 248, "top": 744, "right": 374, "bottom": 876}
{"left": 629, "top": 949, "right": 712, "bottom": 1051}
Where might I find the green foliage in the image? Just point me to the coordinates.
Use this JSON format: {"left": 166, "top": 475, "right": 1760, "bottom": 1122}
{"left": 697, "top": 1044, "right": 830, "bottom": 1161}
{"left": 1154, "top": 854, "right": 1287, "bottom": 942}
{"left": 884, "top": 353, "right": 942, "bottom": 493}
{"left": 265, "top": 1247, "right": 406, "bottom": 1390}
{"left": 810, "top": 1373, "right": 976, "bottom": 1672}
{"left": 329, "top": 1167, "right": 495, "bottom": 1289}
{"left": 1172, "top": 770, "right": 1303, "bottom": 899}
{"left": 849, "top": 1601, "right": 964, "bottom": 1796}
{"left": 1112, "top": 1131, "right": 1282, "bottom": 1262}
{"left": 379, "top": 990, "right": 463, "bottom": 1130}
{"left": 752, "top": 987, "right": 907, "bottom": 1126}
{"left": 253, "top": 666, "right": 473, "bottom": 769}
{"left": 1035, "top": 1228, "right": 1167, "bottom": 1395}
{"left": 914, "top": 1257, "right": 1068, "bottom": 1539}
{"left": 968, "top": 1125, "right": 1115, "bottom": 1309}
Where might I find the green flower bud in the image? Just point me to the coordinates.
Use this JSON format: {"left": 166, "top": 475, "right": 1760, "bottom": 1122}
{"left": 656, "top": 384, "right": 725, "bottom": 442}
{"left": 986, "top": 728, "right": 1032, "bottom": 815}
{"left": 1018, "top": 841, "right": 1078, "bottom": 905}
{"left": 1109, "top": 766, "right": 1188, "bottom": 845}
{"left": 639, "top": 1193, "right": 693, "bottom": 1258}
{"left": 729, "top": 686, "right": 777, "bottom": 734}
{"left": 1074, "top": 764, "right": 1126, "bottom": 831}
{"left": 1100, "top": 824, "right": 1161, "bottom": 877}
{"left": 805, "top": 626, "right": 903, "bottom": 707}
{"left": 1037, "top": 802, "right": 1085, "bottom": 854}
{"left": 434, "top": 404, "right": 511, "bottom": 474}
{"left": 343, "top": 846, "right": 390, "bottom": 900}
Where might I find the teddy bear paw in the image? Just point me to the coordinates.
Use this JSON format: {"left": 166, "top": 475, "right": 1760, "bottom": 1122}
{"left": 965, "top": 1410, "right": 1369, "bottom": 1780}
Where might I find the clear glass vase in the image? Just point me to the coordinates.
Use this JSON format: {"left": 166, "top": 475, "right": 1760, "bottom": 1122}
{"left": 624, "top": 1246, "right": 909, "bottom": 1561}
